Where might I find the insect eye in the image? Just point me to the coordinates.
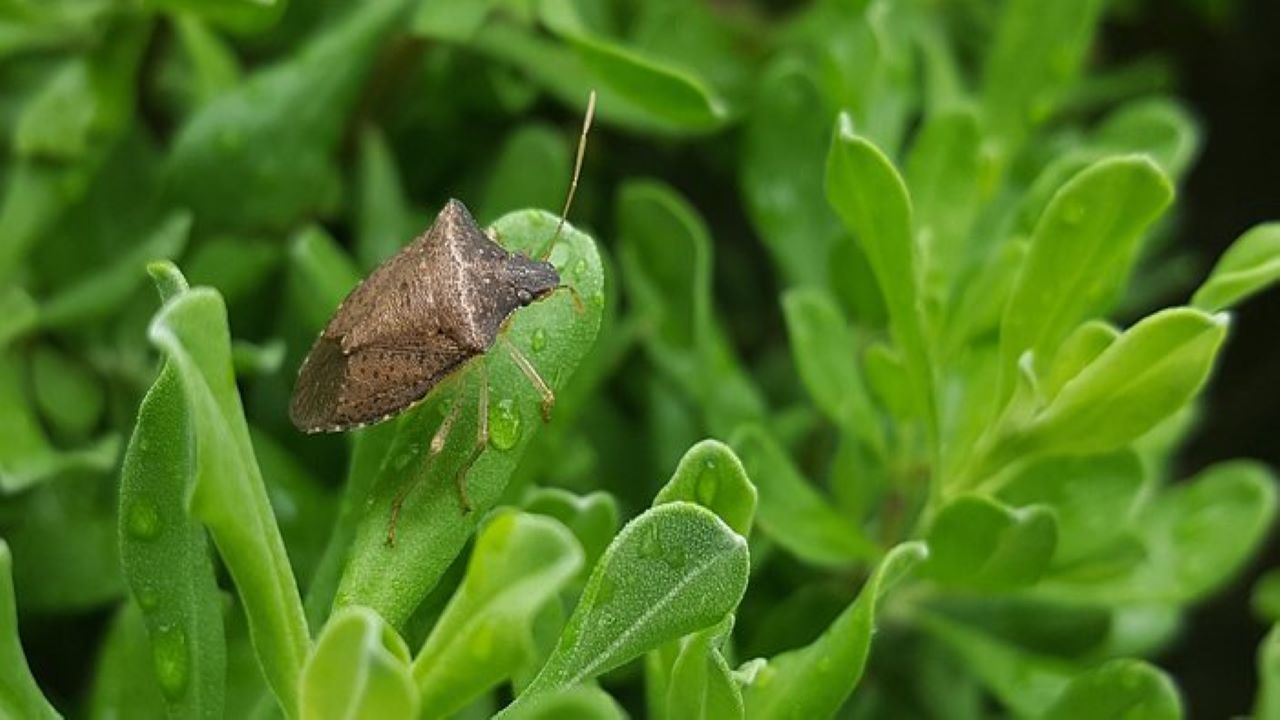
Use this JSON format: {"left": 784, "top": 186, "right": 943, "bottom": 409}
{"left": 517, "top": 289, "right": 533, "bottom": 304}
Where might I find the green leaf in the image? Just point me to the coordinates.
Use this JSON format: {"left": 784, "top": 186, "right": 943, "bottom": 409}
{"left": 185, "top": 236, "right": 283, "bottom": 305}
{"left": 148, "top": 283, "right": 309, "bottom": 714}
{"left": 39, "top": 210, "right": 191, "bottom": 329}
{"left": 732, "top": 425, "right": 878, "bottom": 567}
{"left": 999, "top": 451, "right": 1143, "bottom": 566}
{"left": 120, "top": 334, "right": 225, "bottom": 718}
{"left": 905, "top": 108, "right": 983, "bottom": 306}
{"left": 299, "top": 606, "right": 417, "bottom": 720}
{"left": 1047, "top": 461, "right": 1277, "bottom": 604}
{"left": 538, "top": 0, "right": 730, "bottom": 131}
{"left": 617, "top": 180, "right": 766, "bottom": 435}
{"left": 413, "top": 0, "right": 520, "bottom": 42}
{"left": 166, "top": 0, "right": 409, "bottom": 230}
{"left": 1000, "top": 156, "right": 1173, "bottom": 394}
{"left": 0, "top": 287, "right": 37, "bottom": 349}
{"left": 501, "top": 685, "right": 624, "bottom": 720}
{"left": 781, "top": 288, "right": 884, "bottom": 454}
{"left": 826, "top": 116, "right": 936, "bottom": 441}
{"left": 412, "top": 510, "right": 584, "bottom": 716}
{"left": 654, "top": 439, "right": 757, "bottom": 537}
{"left": 143, "top": 0, "right": 286, "bottom": 34}
{"left": 477, "top": 124, "right": 571, "bottom": 225}
{"left": 511, "top": 502, "right": 750, "bottom": 707}
{"left": 522, "top": 487, "right": 620, "bottom": 576}
{"left": 87, "top": 603, "right": 168, "bottom": 720}
{"left": 742, "top": 541, "right": 928, "bottom": 719}
{"left": 666, "top": 620, "right": 743, "bottom": 720}
{"left": 982, "top": 0, "right": 1106, "bottom": 148}
{"left": 335, "top": 210, "right": 603, "bottom": 627}
{"left": 172, "top": 15, "right": 242, "bottom": 107}
{"left": 1039, "top": 320, "right": 1120, "bottom": 400}
{"left": 1012, "top": 307, "right": 1227, "bottom": 459}
{"left": 1255, "top": 571, "right": 1280, "bottom": 625}
{"left": 0, "top": 539, "right": 61, "bottom": 720}
{"left": 1259, "top": 625, "right": 1280, "bottom": 720}
{"left": 355, "top": 126, "right": 419, "bottom": 271}
{"left": 285, "top": 226, "right": 362, "bottom": 334}
{"left": 1041, "top": 659, "right": 1181, "bottom": 720}
{"left": 925, "top": 495, "right": 1057, "bottom": 590}
{"left": 1192, "top": 223, "right": 1280, "bottom": 312}
{"left": 741, "top": 57, "right": 842, "bottom": 288}
{"left": 29, "top": 344, "right": 104, "bottom": 440}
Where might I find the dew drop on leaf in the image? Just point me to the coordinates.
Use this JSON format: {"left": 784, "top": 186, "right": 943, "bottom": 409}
{"left": 151, "top": 625, "right": 190, "bottom": 700}
{"left": 136, "top": 585, "right": 159, "bottom": 611}
{"left": 489, "top": 398, "right": 521, "bottom": 451}
{"left": 639, "top": 525, "right": 663, "bottom": 560}
{"left": 126, "top": 501, "right": 161, "bottom": 540}
{"left": 574, "top": 258, "right": 588, "bottom": 281}
{"left": 531, "top": 328, "right": 547, "bottom": 353}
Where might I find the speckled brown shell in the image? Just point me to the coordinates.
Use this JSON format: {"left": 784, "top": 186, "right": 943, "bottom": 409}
{"left": 289, "top": 199, "right": 559, "bottom": 433}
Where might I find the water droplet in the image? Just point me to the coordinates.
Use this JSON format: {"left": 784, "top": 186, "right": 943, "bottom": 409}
{"left": 697, "top": 460, "right": 719, "bottom": 507}
{"left": 662, "top": 544, "right": 687, "bottom": 571}
{"left": 136, "top": 585, "right": 158, "bottom": 610}
{"left": 488, "top": 399, "right": 521, "bottom": 451}
{"left": 126, "top": 502, "right": 160, "bottom": 540}
{"left": 151, "top": 626, "right": 189, "bottom": 700}
{"left": 591, "top": 291, "right": 605, "bottom": 308}
{"left": 573, "top": 258, "right": 588, "bottom": 280}
{"left": 595, "top": 574, "right": 617, "bottom": 606}
{"left": 639, "top": 526, "right": 662, "bottom": 560}
{"left": 530, "top": 328, "right": 547, "bottom": 353}
{"left": 392, "top": 448, "right": 417, "bottom": 471}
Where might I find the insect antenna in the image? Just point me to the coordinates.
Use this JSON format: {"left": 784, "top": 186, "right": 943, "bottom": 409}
{"left": 537, "top": 89, "right": 597, "bottom": 262}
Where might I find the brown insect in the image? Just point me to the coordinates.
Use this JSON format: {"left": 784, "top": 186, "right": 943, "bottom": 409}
{"left": 290, "top": 92, "right": 596, "bottom": 545}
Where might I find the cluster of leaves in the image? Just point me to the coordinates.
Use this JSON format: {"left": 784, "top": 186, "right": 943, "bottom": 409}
{"left": 2, "top": 0, "right": 1280, "bottom": 718}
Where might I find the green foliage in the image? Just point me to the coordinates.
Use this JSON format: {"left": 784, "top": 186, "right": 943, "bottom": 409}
{"left": 0, "top": 0, "right": 1277, "bottom": 718}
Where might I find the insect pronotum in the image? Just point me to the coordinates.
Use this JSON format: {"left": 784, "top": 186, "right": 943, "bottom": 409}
{"left": 289, "top": 91, "right": 597, "bottom": 546}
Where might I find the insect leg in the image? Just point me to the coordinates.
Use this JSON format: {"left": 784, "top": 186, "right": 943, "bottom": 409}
{"left": 452, "top": 361, "right": 489, "bottom": 512}
{"left": 500, "top": 335, "right": 555, "bottom": 422}
{"left": 385, "top": 388, "right": 465, "bottom": 547}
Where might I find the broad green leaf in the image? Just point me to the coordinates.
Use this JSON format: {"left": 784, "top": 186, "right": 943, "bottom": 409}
{"left": 29, "top": 344, "right": 103, "bottom": 440}
{"left": 905, "top": 108, "right": 983, "bottom": 306}
{"left": 742, "top": 542, "right": 928, "bottom": 719}
{"left": 299, "top": 607, "right": 417, "bottom": 720}
{"left": 39, "top": 211, "right": 191, "bottom": 329}
{"left": 538, "top": 0, "right": 730, "bottom": 131}
{"left": 0, "top": 539, "right": 60, "bottom": 720}
{"left": 355, "top": 126, "right": 419, "bottom": 271}
{"left": 477, "top": 124, "right": 571, "bottom": 225}
{"left": 733, "top": 425, "right": 878, "bottom": 567}
{"left": 502, "top": 685, "right": 624, "bottom": 720}
{"left": 166, "top": 0, "right": 409, "bottom": 230}
{"left": 617, "top": 180, "right": 766, "bottom": 435}
{"left": 1044, "top": 461, "right": 1277, "bottom": 604}
{"left": 120, "top": 308, "right": 225, "bottom": 719}
{"left": 1000, "top": 156, "right": 1173, "bottom": 395}
{"left": 1039, "top": 320, "right": 1120, "bottom": 400}
{"left": 666, "top": 620, "right": 743, "bottom": 720}
{"left": 413, "top": 0, "right": 522, "bottom": 41}
{"left": 654, "top": 439, "right": 757, "bottom": 536}
{"left": 1192, "top": 223, "right": 1280, "bottom": 312}
{"left": 1012, "top": 307, "right": 1227, "bottom": 459}
{"left": 148, "top": 282, "right": 309, "bottom": 713}
{"left": 925, "top": 495, "right": 1057, "bottom": 590}
{"left": 741, "top": 57, "right": 842, "bottom": 288}
{"left": 1041, "top": 659, "right": 1181, "bottom": 720}
{"left": 982, "top": 0, "right": 1106, "bottom": 149}
{"left": 87, "top": 603, "right": 167, "bottom": 720}
{"left": 999, "top": 452, "right": 1143, "bottom": 565}
{"left": 1259, "top": 625, "right": 1280, "bottom": 720}
{"left": 335, "top": 211, "right": 602, "bottom": 628}
{"left": 919, "top": 612, "right": 1075, "bottom": 717}
{"left": 826, "top": 116, "right": 936, "bottom": 442}
{"left": 522, "top": 487, "right": 620, "bottom": 576}
{"left": 511, "top": 502, "right": 749, "bottom": 707}
{"left": 781, "top": 288, "right": 884, "bottom": 455}
{"left": 412, "top": 510, "right": 584, "bottom": 716}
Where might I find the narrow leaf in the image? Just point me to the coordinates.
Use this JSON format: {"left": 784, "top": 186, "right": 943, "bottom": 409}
{"left": 1192, "top": 223, "right": 1280, "bottom": 312}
